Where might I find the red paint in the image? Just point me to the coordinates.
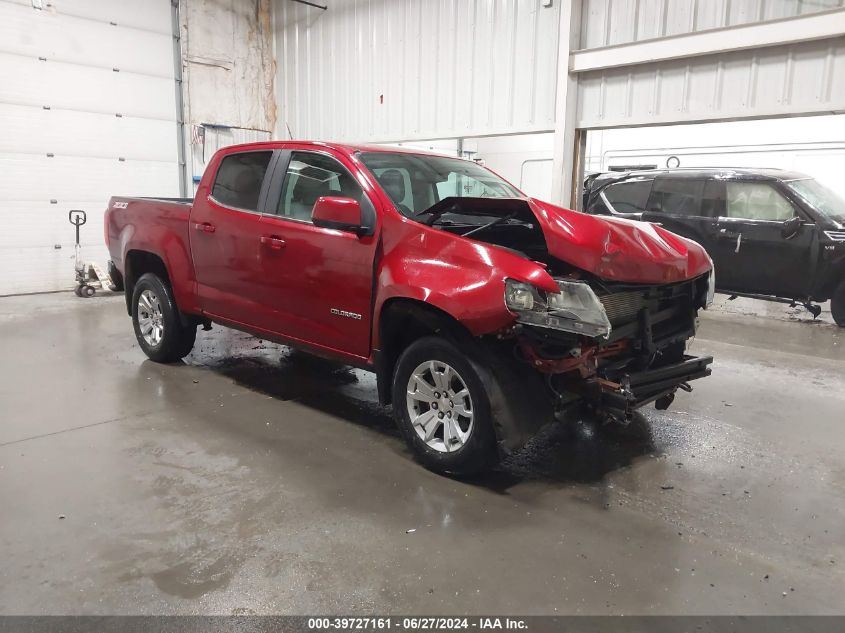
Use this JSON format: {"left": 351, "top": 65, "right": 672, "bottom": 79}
{"left": 105, "top": 141, "right": 712, "bottom": 368}
{"left": 527, "top": 199, "right": 712, "bottom": 284}
{"left": 312, "top": 196, "right": 363, "bottom": 228}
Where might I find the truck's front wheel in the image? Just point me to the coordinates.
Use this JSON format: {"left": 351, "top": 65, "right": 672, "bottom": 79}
{"left": 832, "top": 280, "right": 845, "bottom": 327}
{"left": 392, "top": 336, "right": 498, "bottom": 476}
{"left": 131, "top": 273, "right": 196, "bottom": 362}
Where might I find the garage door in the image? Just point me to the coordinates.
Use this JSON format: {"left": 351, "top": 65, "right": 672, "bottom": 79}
{"left": 0, "top": 0, "right": 180, "bottom": 295}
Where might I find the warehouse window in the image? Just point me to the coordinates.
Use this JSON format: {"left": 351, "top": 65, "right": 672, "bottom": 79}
{"left": 278, "top": 152, "right": 364, "bottom": 222}
{"left": 726, "top": 182, "right": 796, "bottom": 221}
{"left": 211, "top": 151, "right": 273, "bottom": 212}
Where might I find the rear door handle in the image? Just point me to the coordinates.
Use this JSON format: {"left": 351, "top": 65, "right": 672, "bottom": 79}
{"left": 194, "top": 222, "right": 216, "bottom": 233}
{"left": 260, "top": 235, "right": 286, "bottom": 250}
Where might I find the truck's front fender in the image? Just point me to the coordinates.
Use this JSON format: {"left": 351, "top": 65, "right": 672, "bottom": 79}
{"left": 372, "top": 224, "right": 557, "bottom": 346}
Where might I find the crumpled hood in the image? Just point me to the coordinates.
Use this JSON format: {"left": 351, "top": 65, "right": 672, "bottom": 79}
{"left": 528, "top": 199, "right": 712, "bottom": 284}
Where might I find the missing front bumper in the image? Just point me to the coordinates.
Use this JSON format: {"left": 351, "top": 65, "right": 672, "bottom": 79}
{"left": 592, "top": 354, "right": 713, "bottom": 417}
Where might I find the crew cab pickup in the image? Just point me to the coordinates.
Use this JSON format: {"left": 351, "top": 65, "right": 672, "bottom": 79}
{"left": 106, "top": 141, "right": 715, "bottom": 475}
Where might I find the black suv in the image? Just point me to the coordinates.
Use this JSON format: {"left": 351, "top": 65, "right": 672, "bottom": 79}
{"left": 583, "top": 168, "right": 845, "bottom": 326}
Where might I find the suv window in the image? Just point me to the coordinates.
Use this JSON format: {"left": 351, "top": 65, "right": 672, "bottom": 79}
{"left": 278, "top": 152, "right": 364, "bottom": 221}
{"left": 602, "top": 179, "right": 653, "bottom": 213}
{"left": 647, "top": 179, "right": 707, "bottom": 216}
{"left": 725, "top": 182, "right": 796, "bottom": 221}
{"left": 212, "top": 151, "right": 273, "bottom": 211}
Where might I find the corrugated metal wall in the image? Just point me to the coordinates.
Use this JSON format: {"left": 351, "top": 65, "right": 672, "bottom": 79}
{"left": 574, "top": 0, "right": 845, "bottom": 129}
{"left": 274, "top": 0, "right": 561, "bottom": 142}
{"left": 580, "top": 0, "right": 845, "bottom": 49}
{"left": 576, "top": 37, "right": 845, "bottom": 128}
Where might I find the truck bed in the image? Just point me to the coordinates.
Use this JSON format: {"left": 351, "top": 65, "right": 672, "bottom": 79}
{"left": 105, "top": 195, "right": 197, "bottom": 312}
{"left": 136, "top": 197, "right": 194, "bottom": 205}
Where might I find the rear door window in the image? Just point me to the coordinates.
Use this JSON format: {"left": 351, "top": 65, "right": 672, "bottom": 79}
{"left": 647, "top": 178, "right": 707, "bottom": 216}
{"left": 602, "top": 179, "right": 653, "bottom": 213}
{"left": 211, "top": 151, "right": 273, "bottom": 212}
{"left": 725, "top": 182, "right": 796, "bottom": 221}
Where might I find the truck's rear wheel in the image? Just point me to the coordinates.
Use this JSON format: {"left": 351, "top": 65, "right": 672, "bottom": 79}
{"left": 392, "top": 336, "right": 498, "bottom": 476}
{"left": 832, "top": 280, "right": 845, "bottom": 327}
{"left": 131, "top": 273, "right": 196, "bottom": 362}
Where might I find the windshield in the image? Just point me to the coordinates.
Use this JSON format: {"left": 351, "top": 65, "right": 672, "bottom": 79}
{"left": 786, "top": 178, "right": 845, "bottom": 223}
{"left": 358, "top": 151, "right": 522, "bottom": 219}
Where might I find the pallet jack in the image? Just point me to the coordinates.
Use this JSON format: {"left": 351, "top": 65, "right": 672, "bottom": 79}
{"left": 70, "top": 209, "right": 117, "bottom": 298}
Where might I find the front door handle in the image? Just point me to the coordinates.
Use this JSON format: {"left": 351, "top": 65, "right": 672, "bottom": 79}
{"left": 260, "top": 235, "right": 286, "bottom": 250}
{"left": 717, "top": 227, "right": 742, "bottom": 253}
{"left": 194, "top": 222, "right": 216, "bottom": 233}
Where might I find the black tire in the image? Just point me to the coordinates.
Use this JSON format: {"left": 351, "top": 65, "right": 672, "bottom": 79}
{"left": 73, "top": 285, "right": 83, "bottom": 297}
{"left": 832, "top": 280, "right": 845, "bottom": 327}
{"left": 107, "top": 262, "right": 125, "bottom": 292}
{"left": 82, "top": 285, "right": 96, "bottom": 298}
{"left": 131, "top": 273, "right": 196, "bottom": 362}
{"left": 391, "top": 336, "right": 499, "bottom": 476}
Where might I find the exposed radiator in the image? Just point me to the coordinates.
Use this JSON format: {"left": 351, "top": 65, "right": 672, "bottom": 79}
{"left": 599, "top": 291, "right": 647, "bottom": 326}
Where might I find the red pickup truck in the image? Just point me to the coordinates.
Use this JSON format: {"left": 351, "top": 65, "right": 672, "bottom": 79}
{"left": 105, "top": 141, "right": 714, "bottom": 475}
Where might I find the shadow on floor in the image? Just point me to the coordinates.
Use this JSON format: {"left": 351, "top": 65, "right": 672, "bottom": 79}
{"left": 189, "top": 342, "right": 657, "bottom": 491}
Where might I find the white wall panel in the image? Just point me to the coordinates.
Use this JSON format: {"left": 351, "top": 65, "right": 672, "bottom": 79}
{"left": 0, "top": 2, "right": 173, "bottom": 77}
{"left": 0, "top": 155, "right": 178, "bottom": 204}
{"left": 0, "top": 0, "right": 178, "bottom": 295}
{"left": 0, "top": 105, "right": 178, "bottom": 162}
{"left": 2, "top": 201, "right": 113, "bottom": 249}
{"left": 4, "top": 0, "right": 173, "bottom": 34}
{"left": 579, "top": 0, "right": 845, "bottom": 49}
{"left": 274, "top": 0, "right": 561, "bottom": 142}
{"left": 0, "top": 54, "right": 176, "bottom": 120}
{"left": 0, "top": 245, "right": 110, "bottom": 296}
{"left": 576, "top": 37, "right": 845, "bottom": 128}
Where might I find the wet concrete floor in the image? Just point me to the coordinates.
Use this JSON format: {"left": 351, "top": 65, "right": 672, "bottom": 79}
{"left": 0, "top": 292, "right": 843, "bottom": 614}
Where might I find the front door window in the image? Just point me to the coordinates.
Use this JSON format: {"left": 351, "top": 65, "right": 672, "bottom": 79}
{"left": 725, "top": 182, "right": 796, "bottom": 221}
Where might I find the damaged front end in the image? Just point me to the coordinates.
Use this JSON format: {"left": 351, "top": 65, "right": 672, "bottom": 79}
{"left": 502, "top": 271, "right": 714, "bottom": 422}
{"left": 421, "top": 195, "right": 715, "bottom": 424}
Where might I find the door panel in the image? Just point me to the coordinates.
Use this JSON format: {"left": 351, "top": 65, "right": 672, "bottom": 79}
{"left": 254, "top": 215, "right": 376, "bottom": 357}
{"left": 252, "top": 150, "right": 379, "bottom": 358}
{"left": 190, "top": 150, "right": 274, "bottom": 325}
{"left": 707, "top": 182, "right": 815, "bottom": 297}
{"left": 709, "top": 218, "right": 815, "bottom": 297}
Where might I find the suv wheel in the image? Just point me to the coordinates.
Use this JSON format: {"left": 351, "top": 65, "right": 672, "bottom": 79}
{"left": 131, "top": 273, "right": 197, "bottom": 362}
{"left": 392, "top": 336, "right": 498, "bottom": 476}
{"left": 832, "top": 280, "right": 845, "bottom": 327}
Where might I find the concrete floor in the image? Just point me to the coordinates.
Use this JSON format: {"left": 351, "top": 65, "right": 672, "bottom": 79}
{"left": 0, "top": 291, "right": 843, "bottom": 615}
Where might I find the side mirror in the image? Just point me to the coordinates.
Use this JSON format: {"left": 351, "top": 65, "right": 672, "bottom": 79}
{"left": 312, "top": 196, "right": 367, "bottom": 235}
{"left": 781, "top": 216, "right": 803, "bottom": 240}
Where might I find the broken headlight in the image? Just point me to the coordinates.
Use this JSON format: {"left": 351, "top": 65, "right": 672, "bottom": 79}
{"left": 505, "top": 278, "right": 612, "bottom": 338}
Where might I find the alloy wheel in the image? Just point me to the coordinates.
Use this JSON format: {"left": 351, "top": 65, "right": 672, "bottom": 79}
{"left": 406, "top": 360, "right": 474, "bottom": 452}
{"left": 137, "top": 289, "right": 164, "bottom": 347}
